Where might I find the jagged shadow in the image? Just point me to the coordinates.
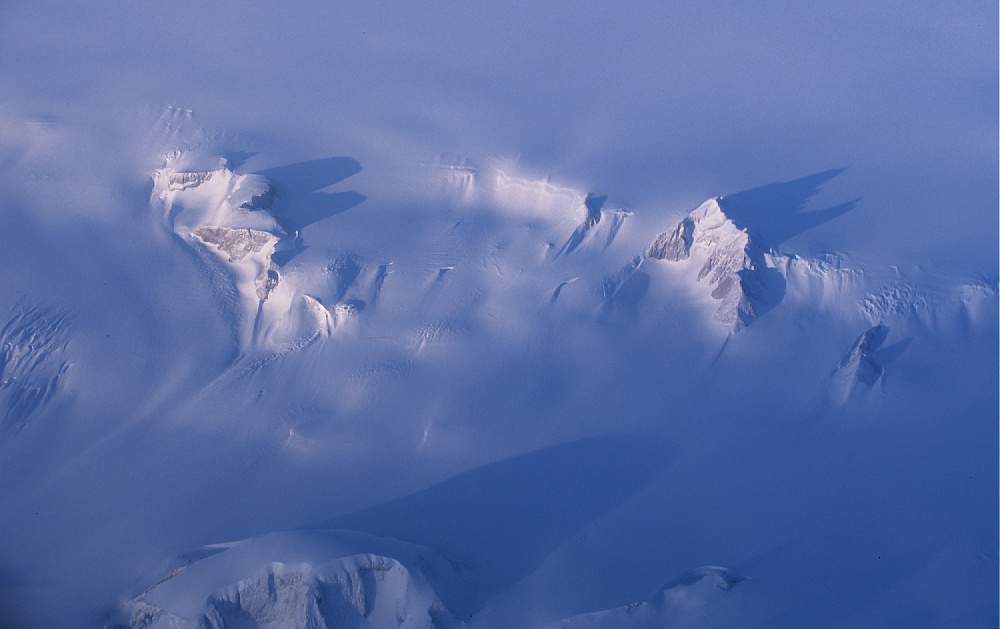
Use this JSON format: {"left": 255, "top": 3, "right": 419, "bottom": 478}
{"left": 223, "top": 151, "right": 258, "bottom": 171}
{"left": 309, "top": 433, "right": 668, "bottom": 616}
{"left": 873, "top": 337, "right": 912, "bottom": 367}
{"left": 611, "top": 269, "right": 651, "bottom": 310}
{"left": 270, "top": 245, "right": 308, "bottom": 268}
{"left": 257, "top": 157, "right": 365, "bottom": 232}
{"left": 718, "top": 169, "right": 859, "bottom": 247}
{"left": 560, "top": 193, "right": 607, "bottom": 256}
{"left": 743, "top": 265, "right": 786, "bottom": 323}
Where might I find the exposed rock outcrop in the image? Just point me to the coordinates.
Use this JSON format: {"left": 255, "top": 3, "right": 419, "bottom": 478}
{"left": 193, "top": 226, "right": 276, "bottom": 263}
{"left": 647, "top": 198, "right": 784, "bottom": 331}
{"left": 837, "top": 324, "right": 889, "bottom": 388}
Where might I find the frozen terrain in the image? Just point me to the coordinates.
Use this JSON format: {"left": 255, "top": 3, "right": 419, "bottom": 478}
{"left": 0, "top": 2, "right": 997, "bottom": 628}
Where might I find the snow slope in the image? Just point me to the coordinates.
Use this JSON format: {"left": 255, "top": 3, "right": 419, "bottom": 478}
{"left": 0, "top": 3, "right": 996, "bottom": 628}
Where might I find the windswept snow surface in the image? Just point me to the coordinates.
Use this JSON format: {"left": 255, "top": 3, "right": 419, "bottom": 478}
{"left": 0, "top": 2, "right": 997, "bottom": 628}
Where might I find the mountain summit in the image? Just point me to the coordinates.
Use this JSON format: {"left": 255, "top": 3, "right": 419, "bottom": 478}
{"left": 647, "top": 198, "right": 784, "bottom": 331}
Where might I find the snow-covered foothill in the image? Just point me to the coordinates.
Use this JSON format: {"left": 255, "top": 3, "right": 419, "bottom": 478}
{"left": 549, "top": 567, "right": 746, "bottom": 629}
{"left": 0, "top": 302, "right": 72, "bottom": 435}
{"left": 109, "top": 530, "right": 464, "bottom": 629}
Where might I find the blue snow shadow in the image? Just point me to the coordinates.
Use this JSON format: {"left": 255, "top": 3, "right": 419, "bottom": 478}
{"left": 269, "top": 245, "right": 308, "bottom": 268}
{"left": 311, "top": 433, "right": 667, "bottom": 615}
{"left": 873, "top": 337, "right": 912, "bottom": 368}
{"left": 257, "top": 157, "right": 365, "bottom": 233}
{"left": 223, "top": 150, "right": 258, "bottom": 171}
{"left": 719, "top": 169, "right": 859, "bottom": 248}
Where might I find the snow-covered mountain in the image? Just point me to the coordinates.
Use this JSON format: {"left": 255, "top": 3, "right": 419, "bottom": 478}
{"left": 645, "top": 198, "right": 783, "bottom": 331}
{"left": 0, "top": 3, "right": 996, "bottom": 628}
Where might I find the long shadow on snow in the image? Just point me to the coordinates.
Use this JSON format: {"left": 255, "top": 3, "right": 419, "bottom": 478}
{"left": 606, "top": 171, "right": 851, "bottom": 318}
{"left": 718, "top": 169, "right": 859, "bottom": 248}
{"left": 309, "top": 433, "right": 668, "bottom": 615}
{"left": 257, "top": 157, "right": 366, "bottom": 233}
